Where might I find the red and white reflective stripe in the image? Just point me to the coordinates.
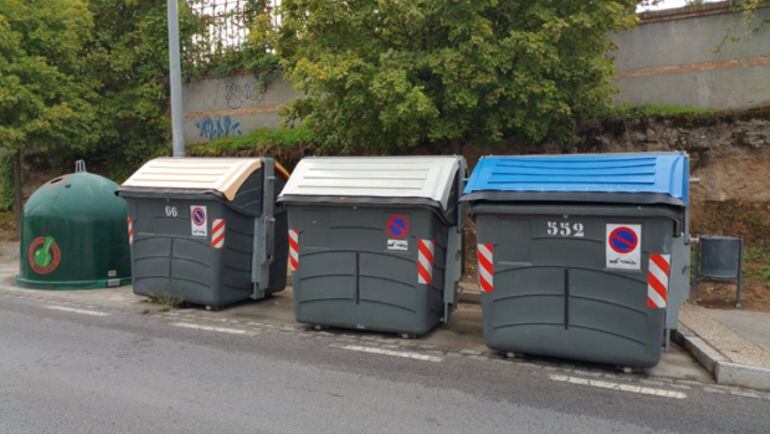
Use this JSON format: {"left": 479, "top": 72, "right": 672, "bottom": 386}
{"left": 417, "top": 239, "right": 435, "bottom": 285}
{"left": 127, "top": 217, "right": 134, "bottom": 245}
{"left": 477, "top": 243, "right": 494, "bottom": 293}
{"left": 211, "top": 218, "right": 226, "bottom": 249}
{"left": 647, "top": 253, "right": 671, "bottom": 309}
{"left": 288, "top": 229, "right": 299, "bottom": 272}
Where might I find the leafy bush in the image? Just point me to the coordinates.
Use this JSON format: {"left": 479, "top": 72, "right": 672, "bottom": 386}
{"left": 278, "top": 1, "right": 638, "bottom": 153}
{"left": 191, "top": 126, "right": 316, "bottom": 169}
{"left": 85, "top": 0, "right": 206, "bottom": 180}
{"left": 0, "top": 155, "right": 14, "bottom": 212}
{"left": 193, "top": 125, "right": 314, "bottom": 155}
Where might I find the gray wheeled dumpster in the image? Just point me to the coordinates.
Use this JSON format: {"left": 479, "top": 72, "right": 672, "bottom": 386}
{"left": 278, "top": 156, "right": 467, "bottom": 336}
{"left": 117, "top": 157, "right": 290, "bottom": 309}
{"left": 462, "top": 152, "right": 690, "bottom": 368}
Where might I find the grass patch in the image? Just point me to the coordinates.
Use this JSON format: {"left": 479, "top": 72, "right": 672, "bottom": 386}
{"left": 761, "top": 266, "right": 770, "bottom": 282}
{"left": 744, "top": 246, "right": 767, "bottom": 262}
{"left": 609, "top": 104, "right": 716, "bottom": 119}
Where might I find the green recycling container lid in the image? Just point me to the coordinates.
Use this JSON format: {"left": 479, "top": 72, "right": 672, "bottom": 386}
{"left": 16, "top": 161, "right": 132, "bottom": 289}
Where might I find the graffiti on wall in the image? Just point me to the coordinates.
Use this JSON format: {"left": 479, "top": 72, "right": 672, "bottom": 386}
{"left": 219, "top": 81, "right": 266, "bottom": 109}
{"left": 195, "top": 115, "right": 243, "bottom": 141}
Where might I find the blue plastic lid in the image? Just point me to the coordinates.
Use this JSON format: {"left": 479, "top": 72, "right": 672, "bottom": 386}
{"left": 463, "top": 152, "right": 688, "bottom": 205}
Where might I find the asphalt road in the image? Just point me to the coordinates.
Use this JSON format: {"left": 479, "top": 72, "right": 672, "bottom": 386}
{"left": 0, "top": 294, "right": 768, "bottom": 433}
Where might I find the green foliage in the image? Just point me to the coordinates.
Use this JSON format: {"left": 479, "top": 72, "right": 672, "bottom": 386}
{"left": 278, "top": 1, "right": 637, "bottom": 153}
{"left": 610, "top": 104, "right": 716, "bottom": 119}
{"left": 192, "top": 126, "right": 314, "bottom": 155}
{"left": 0, "top": 154, "right": 14, "bottom": 211}
{"left": 744, "top": 246, "right": 767, "bottom": 263}
{"left": 85, "top": 0, "right": 206, "bottom": 179}
{"left": 0, "top": 0, "right": 99, "bottom": 155}
{"left": 761, "top": 266, "right": 770, "bottom": 282}
{"left": 84, "top": 1, "right": 280, "bottom": 179}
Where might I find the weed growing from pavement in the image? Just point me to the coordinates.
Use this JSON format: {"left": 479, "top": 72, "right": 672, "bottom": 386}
{"left": 147, "top": 293, "right": 184, "bottom": 311}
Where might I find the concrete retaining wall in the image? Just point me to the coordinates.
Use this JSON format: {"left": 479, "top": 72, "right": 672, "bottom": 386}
{"left": 613, "top": 3, "right": 770, "bottom": 110}
{"left": 183, "top": 72, "right": 301, "bottom": 145}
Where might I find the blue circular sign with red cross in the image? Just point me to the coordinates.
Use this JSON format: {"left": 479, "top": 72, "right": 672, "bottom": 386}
{"left": 609, "top": 226, "right": 639, "bottom": 254}
{"left": 192, "top": 207, "right": 206, "bottom": 226}
{"left": 386, "top": 215, "right": 409, "bottom": 239}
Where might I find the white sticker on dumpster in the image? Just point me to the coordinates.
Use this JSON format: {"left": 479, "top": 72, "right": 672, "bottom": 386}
{"left": 606, "top": 224, "right": 641, "bottom": 270}
{"left": 387, "top": 239, "right": 409, "bottom": 252}
{"left": 190, "top": 205, "right": 208, "bottom": 237}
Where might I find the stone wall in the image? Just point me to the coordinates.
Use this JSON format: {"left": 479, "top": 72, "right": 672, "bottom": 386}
{"left": 585, "top": 114, "right": 770, "bottom": 242}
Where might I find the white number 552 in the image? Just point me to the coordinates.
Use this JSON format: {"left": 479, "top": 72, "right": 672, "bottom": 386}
{"left": 546, "top": 221, "right": 584, "bottom": 237}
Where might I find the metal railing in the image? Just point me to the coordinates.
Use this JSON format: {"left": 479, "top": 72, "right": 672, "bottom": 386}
{"left": 186, "top": 0, "right": 280, "bottom": 65}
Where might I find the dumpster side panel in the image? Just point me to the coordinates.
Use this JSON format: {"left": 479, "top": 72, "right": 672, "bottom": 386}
{"left": 289, "top": 205, "right": 446, "bottom": 335}
{"left": 476, "top": 207, "right": 674, "bottom": 368}
{"left": 128, "top": 198, "right": 255, "bottom": 307}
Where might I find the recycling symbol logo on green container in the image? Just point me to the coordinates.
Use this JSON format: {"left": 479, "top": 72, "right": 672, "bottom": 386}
{"left": 28, "top": 235, "right": 62, "bottom": 275}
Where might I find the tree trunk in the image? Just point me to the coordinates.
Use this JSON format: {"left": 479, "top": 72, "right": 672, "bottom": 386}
{"left": 450, "top": 138, "right": 462, "bottom": 155}
{"left": 12, "top": 150, "right": 22, "bottom": 240}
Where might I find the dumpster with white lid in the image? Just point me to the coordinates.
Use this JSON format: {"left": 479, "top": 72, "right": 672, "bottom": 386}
{"left": 278, "top": 155, "right": 467, "bottom": 336}
{"left": 117, "top": 157, "right": 290, "bottom": 309}
{"left": 462, "top": 152, "right": 690, "bottom": 368}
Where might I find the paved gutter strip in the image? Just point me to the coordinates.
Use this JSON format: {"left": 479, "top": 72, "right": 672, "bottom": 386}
{"left": 549, "top": 374, "right": 687, "bottom": 399}
{"left": 335, "top": 344, "right": 444, "bottom": 362}
{"left": 46, "top": 305, "right": 110, "bottom": 317}
{"left": 1, "top": 285, "right": 768, "bottom": 400}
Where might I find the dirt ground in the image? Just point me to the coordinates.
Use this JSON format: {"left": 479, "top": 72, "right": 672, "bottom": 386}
{"left": 691, "top": 247, "right": 770, "bottom": 313}
{"left": 0, "top": 211, "right": 17, "bottom": 242}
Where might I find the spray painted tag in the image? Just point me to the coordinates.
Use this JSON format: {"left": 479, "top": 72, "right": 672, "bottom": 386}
{"left": 606, "top": 223, "right": 641, "bottom": 270}
{"left": 387, "top": 239, "right": 409, "bottom": 251}
{"left": 190, "top": 205, "right": 208, "bottom": 237}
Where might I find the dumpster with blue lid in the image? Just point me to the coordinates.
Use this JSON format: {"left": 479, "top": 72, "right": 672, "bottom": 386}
{"left": 462, "top": 152, "right": 690, "bottom": 368}
{"left": 278, "top": 156, "right": 467, "bottom": 336}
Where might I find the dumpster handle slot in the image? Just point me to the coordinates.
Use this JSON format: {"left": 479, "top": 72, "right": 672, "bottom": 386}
{"left": 252, "top": 158, "right": 276, "bottom": 299}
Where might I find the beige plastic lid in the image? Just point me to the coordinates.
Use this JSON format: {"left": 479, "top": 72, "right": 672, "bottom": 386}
{"left": 122, "top": 157, "right": 262, "bottom": 201}
{"left": 279, "top": 156, "right": 461, "bottom": 211}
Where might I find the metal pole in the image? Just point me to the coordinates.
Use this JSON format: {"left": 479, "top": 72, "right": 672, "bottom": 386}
{"left": 167, "top": 0, "right": 185, "bottom": 157}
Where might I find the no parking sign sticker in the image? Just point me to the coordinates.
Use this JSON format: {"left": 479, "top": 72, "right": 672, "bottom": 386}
{"left": 386, "top": 215, "right": 409, "bottom": 239}
{"left": 606, "top": 224, "right": 641, "bottom": 270}
{"left": 190, "top": 205, "right": 208, "bottom": 237}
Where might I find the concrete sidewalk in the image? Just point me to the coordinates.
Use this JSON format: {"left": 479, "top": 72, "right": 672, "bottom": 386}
{"left": 674, "top": 304, "right": 770, "bottom": 390}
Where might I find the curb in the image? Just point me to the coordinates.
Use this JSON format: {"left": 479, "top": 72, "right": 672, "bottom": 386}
{"left": 673, "top": 326, "right": 770, "bottom": 390}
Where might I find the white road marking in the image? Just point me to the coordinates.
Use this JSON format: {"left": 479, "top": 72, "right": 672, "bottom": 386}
{"left": 46, "top": 306, "right": 109, "bottom": 317}
{"left": 549, "top": 375, "right": 687, "bottom": 399}
{"left": 338, "top": 345, "right": 443, "bottom": 363}
{"left": 171, "top": 322, "right": 249, "bottom": 335}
